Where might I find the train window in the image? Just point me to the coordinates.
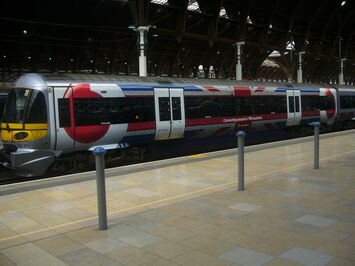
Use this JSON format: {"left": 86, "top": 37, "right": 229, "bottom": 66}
{"left": 220, "top": 97, "right": 236, "bottom": 117}
{"left": 185, "top": 96, "right": 255, "bottom": 119}
{"left": 321, "top": 96, "right": 335, "bottom": 110}
{"left": 301, "top": 96, "right": 311, "bottom": 111}
{"left": 185, "top": 96, "right": 288, "bottom": 119}
{"left": 267, "top": 96, "right": 287, "bottom": 114}
{"left": 125, "top": 97, "right": 155, "bottom": 122}
{"left": 236, "top": 97, "right": 253, "bottom": 116}
{"left": 171, "top": 97, "right": 181, "bottom": 120}
{"left": 58, "top": 99, "right": 71, "bottom": 127}
{"left": 253, "top": 97, "right": 270, "bottom": 115}
{"left": 26, "top": 91, "right": 47, "bottom": 123}
{"left": 301, "top": 96, "right": 334, "bottom": 111}
{"left": 201, "top": 98, "right": 222, "bottom": 118}
{"left": 185, "top": 97, "right": 223, "bottom": 119}
{"left": 340, "top": 96, "right": 355, "bottom": 109}
{"left": 253, "top": 96, "right": 287, "bottom": 115}
{"left": 74, "top": 97, "right": 155, "bottom": 126}
{"left": 295, "top": 96, "right": 300, "bottom": 112}
{"left": 158, "top": 97, "right": 170, "bottom": 121}
{"left": 288, "top": 96, "right": 294, "bottom": 112}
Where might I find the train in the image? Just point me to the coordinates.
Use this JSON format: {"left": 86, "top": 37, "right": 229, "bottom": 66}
{"left": 0, "top": 93, "right": 7, "bottom": 120}
{"left": 0, "top": 73, "right": 355, "bottom": 177}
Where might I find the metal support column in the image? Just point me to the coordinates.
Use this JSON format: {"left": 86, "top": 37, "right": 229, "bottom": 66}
{"left": 136, "top": 26, "right": 149, "bottom": 77}
{"left": 235, "top": 42, "right": 245, "bottom": 81}
{"left": 297, "top": 51, "right": 305, "bottom": 83}
{"left": 309, "top": 122, "right": 321, "bottom": 169}
{"left": 339, "top": 58, "right": 346, "bottom": 85}
{"left": 92, "top": 147, "right": 108, "bottom": 230}
{"left": 237, "top": 131, "right": 246, "bottom": 191}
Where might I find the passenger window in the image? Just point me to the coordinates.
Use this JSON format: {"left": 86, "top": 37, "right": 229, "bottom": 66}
{"left": 340, "top": 96, "right": 355, "bottom": 109}
{"left": 253, "top": 97, "right": 270, "bottom": 115}
{"left": 73, "top": 97, "right": 155, "bottom": 126}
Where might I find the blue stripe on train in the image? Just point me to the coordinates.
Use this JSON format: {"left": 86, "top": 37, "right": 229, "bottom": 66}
{"left": 119, "top": 84, "right": 192, "bottom": 89}
{"left": 300, "top": 90, "right": 320, "bottom": 93}
{"left": 121, "top": 88, "right": 154, "bottom": 91}
{"left": 275, "top": 88, "right": 320, "bottom": 93}
{"left": 184, "top": 88, "right": 203, "bottom": 92}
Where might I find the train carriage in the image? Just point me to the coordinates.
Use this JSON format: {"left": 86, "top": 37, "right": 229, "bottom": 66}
{"left": 0, "top": 73, "right": 353, "bottom": 177}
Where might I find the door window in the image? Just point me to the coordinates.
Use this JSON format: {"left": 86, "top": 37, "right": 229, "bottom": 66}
{"left": 171, "top": 97, "right": 181, "bottom": 120}
{"left": 295, "top": 96, "right": 300, "bottom": 112}
{"left": 288, "top": 96, "right": 294, "bottom": 112}
{"left": 159, "top": 97, "right": 170, "bottom": 121}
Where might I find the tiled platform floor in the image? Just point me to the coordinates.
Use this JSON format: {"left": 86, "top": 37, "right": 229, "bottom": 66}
{"left": 0, "top": 130, "right": 355, "bottom": 265}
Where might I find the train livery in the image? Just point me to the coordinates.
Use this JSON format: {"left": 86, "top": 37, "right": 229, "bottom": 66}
{"left": 1, "top": 73, "right": 355, "bottom": 177}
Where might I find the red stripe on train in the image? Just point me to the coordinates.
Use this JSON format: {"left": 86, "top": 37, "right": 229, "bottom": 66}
{"left": 127, "top": 121, "right": 156, "bottom": 131}
{"left": 203, "top": 86, "right": 220, "bottom": 92}
{"left": 255, "top": 87, "right": 266, "bottom": 92}
{"left": 234, "top": 87, "right": 251, "bottom": 96}
{"left": 326, "top": 110, "right": 336, "bottom": 118}
{"left": 302, "top": 111, "right": 319, "bottom": 117}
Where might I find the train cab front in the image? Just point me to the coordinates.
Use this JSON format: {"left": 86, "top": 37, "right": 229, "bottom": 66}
{"left": 0, "top": 74, "right": 56, "bottom": 176}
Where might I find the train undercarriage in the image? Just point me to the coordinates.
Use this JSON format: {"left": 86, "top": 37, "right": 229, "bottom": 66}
{"left": 47, "top": 146, "right": 149, "bottom": 175}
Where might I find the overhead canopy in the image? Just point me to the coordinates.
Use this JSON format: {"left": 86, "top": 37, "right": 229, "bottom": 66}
{"left": 0, "top": 0, "right": 354, "bottom": 83}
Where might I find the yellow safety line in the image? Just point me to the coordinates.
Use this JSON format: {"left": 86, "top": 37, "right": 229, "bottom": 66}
{"left": 0, "top": 149, "right": 353, "bottom": 242}
{"left": 186, "top": 154, "right": 208, "bottom": 158}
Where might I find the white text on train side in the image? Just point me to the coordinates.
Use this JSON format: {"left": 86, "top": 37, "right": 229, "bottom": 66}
{"left": 223, "top": 117, "right": 262, "bottom": 123}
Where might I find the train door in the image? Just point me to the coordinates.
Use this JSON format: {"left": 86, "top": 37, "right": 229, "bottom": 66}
{"left": 286, "top": 89, "right": 302, "bottom": 125}
{"left": 53, "top": 86, "right": 75, "bottom": 150}
{"left": 154, "top": 88, "right": 185, "bottom": 140}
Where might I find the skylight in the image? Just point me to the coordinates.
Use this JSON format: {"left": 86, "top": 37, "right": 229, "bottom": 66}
{"left": 261, "top": 59, "right": 280, "bottom": 68}
{"left": 151, "top": 0, "right": 168, "bottom": 5}
{"left": 187, "top": 0, "right": 201, "bottom": 12}
{"left": 220, "top": 7, "right": 228, "bottom": 18}
{"left": 269, "top": 50, "right": 281, "bottom": 57}
{"left": 286, "top": 41, "right": 295, "bottom": 50}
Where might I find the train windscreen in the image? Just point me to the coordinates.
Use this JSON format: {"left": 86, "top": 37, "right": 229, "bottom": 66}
{"left": 2, "top": 88, "right": 47, "bottom": 124}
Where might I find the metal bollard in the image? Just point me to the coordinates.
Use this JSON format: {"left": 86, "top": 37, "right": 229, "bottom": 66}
{"left": 309, "top": 122, "right": 321, "bottom": 169}
{"left": 236, "top": 131, "right": 246, "bottom": 191}
{"left": 92, "top": 147, "right": 108, "bottom": 230}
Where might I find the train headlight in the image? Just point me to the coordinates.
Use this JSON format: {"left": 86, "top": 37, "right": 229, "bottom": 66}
{"left": 14, "top": 132, "right": 29, "bottom": 140}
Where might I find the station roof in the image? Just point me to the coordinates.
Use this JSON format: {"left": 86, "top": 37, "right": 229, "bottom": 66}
{"left": 0, "top": 0, "right": 354, "bottom": 83}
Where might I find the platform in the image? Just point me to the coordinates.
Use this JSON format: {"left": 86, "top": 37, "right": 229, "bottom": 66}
{"left": 0, "top": 130, "right": 354, "bottom": 266}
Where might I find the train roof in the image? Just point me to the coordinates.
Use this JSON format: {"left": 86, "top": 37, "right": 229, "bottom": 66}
{"left": 10, "top": 73, "right": 355, "bottom": 91}
{"left": 42, "top": 73, "right": 328, "bottom": 89}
